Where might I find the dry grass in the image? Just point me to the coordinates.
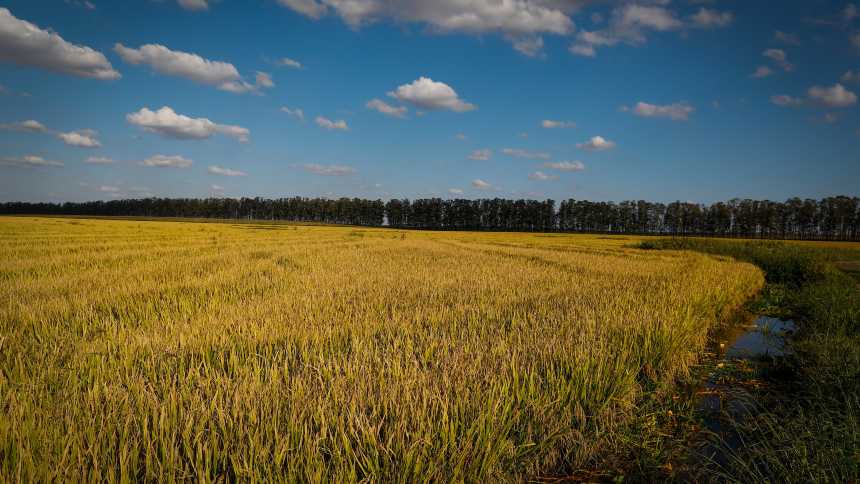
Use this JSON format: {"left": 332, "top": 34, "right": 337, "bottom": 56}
{"left": 0, "top": 217, "right": 764, "bottom": 481}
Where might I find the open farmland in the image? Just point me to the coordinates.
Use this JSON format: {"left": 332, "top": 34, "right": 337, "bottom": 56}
{"left": 0, "top": 217, "right": 765, "bottom": 481}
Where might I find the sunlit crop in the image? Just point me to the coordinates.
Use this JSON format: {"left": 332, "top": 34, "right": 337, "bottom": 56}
{"left": 0, "top": 217, "right": 765, "bottom": 481}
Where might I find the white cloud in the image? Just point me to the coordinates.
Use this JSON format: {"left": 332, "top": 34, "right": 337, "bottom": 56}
{"left": 822, "top": 112, "right": 839, "bottom": 124}
{"left": 276, "top": 0, "right": 574, "bottom": 37}
{"left": 541, "top": 119, "right": 576, "bottom": 129}
{"left": 471, "top": 179, "right": 493, "bottom": 190}
{"left": 85, "top": 156, "right": 114, "bottom": 164}
{"left": 577, "top": 136, "right": 616, "bottom": 151}
{"left": 569, "top": 43, "right": 596, "bottom": 57}
{"left": 528, "top": 171, "right": 558, "bottom": 181}
{"left": 65, "top": 0, "right": 97, "bottom": 10}
{"left": 255, "top": 71, "right": 274, "bottom": 88}
{"left": 114, "top": 43, "right": 271, "bottom": 94}
{"left": 57, "top": 130, "right": 101, "bottom": 148}
{"left": 455, "top": 133, "right": 466, "bottom": 140}
{"left": 774, "top": 30, "right": 800, "bottom": 46}
{"left": 448, "top": 188, "right": 464, "bottom": 195}
{"left": 771, "top": 94, "right": 803, "bottom": 107}
{"left": 281, "top": 106, "right": 305, "bottom": 121}
{"left": 127, "top": 106, "right": 250, "bottom": 142}
{"left": 300, "top": 163, "right": 355, "bottom": 176}
{"left": 141, "top": 154, "right": 193, "bottom": 168}
{"left": 808, "top": 83, "right": 857, "bottom": 108}
{"left": 278, "top": 0, "right": 327, "bottom": 20}
{"left": 388, "top": 77, "right": 476, "bottom": 112}
{"left": 751, "top": 66, "right": 773, "bottom": 78}
{"left": 276, "top": 57, "right": 304, "bottom": 69}
{"left": 0, "top": 155, "right": 63, "bottom": 167}
{"left": 178, "top": 0, "right": 208, "bottom": 11}
{"left": 842, "top": 70, "right": 860, "bottom": 83}
{"left": 845, "top": 3, "right": 859, "bottom": 22}
{"left": 0, "top": 8, "right": 119, "bottom": 80}
{"left": 623, "top": 101, "right": 694, "bottom": 121}
{"left": 510, "top": 35, "right": 545, "bottom": 57}
{"left": 0, "top": 120, "right": 48, "bottom": 132}
{"left": 366, "top": 98, "right": 408, "bottom": 118}
{"left": 690, "top": 8, "right": 733, "bottom": 28}
{"left": 468, "top": 149, "right": 492, "bottom": 161}
{"left": 763, "top": 48, "right": 793, "bottom": 72}
{"left": 208, "top": 165, "right": 247, "bottom": 176}
{"left": 315, "top": 116, "right": 349, "bottom": 130}
{"left": 542, "top": 160, "right": 585, "bottom": 172}
{"left": 570, "top": 3, "right": 731, "bottom": 58}
{"left": 502, "top": 148, "right": 550, "bottom": 160}
{"left": 99, "top": 185, "right": 119, "bottom": 193}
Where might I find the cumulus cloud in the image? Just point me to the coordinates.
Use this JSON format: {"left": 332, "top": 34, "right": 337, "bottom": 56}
{"left": 528, "top": 171, "right": 558, "bottom": 181}
{"left": 0, "top": 155, "right": 63, "bottom": 167}
{"left": 845, "top": 3, "right": 859, "bottom": 22}
{"left": 114, "top": 43, "right": 272, "bottom": 94}
{"left": 751, "top": 66, "right": 773, "bottom": 79}
{"left": 278, "top": 0, "right": 327, "bottom": 19}
{"left": 141, "top": 154, "right": 193, "bottom": 168}
{"left": 770, "top": 94, "right": 803, "bottom": 107}
{"left": 366, "top": 98, "right": 408, "bottom": 118}
{"left": 541, "top": 119, "right": 576, "bottom": 129}
{"left": 509, "top": 35, "right": 545, "bottom": 57}
{"left": 255, "top": 71, "right": 274, "bottom": 88}
{"left": 577, "top": 136, "right": 616, "bottom": 151}
{"left": 315, "top": 116, "right": 349, "bottom": 130}
{"left": 448, "top": 188, "right": 464, "bottom": 195}
{"left": 56, "top": 129, "right": 101, "bottom": 148}
{"left": 127, "top": 106, "right": 250, "bottom": 142}
{"left": 807, "top": 83, "right": 857, "bottom": 108}
{"left": 281, "top": 106, "right": 305, "bottom": 121}
{"left": 842, "top": 70, "right": 860, "bottom": 83}
{"left": 208, "top": 165, "right": 247, "bottom": 176}
{"left": 300, "top": 163, "right": 355, "bottom": 176}
{"left": 690, "top": 8, "right": 733, "bottom": 28}
{"left": 471, "top": 179, "right": 493, "bottom": 190}
{"left": 0, "top": 120, "right": 48, "bottom": 133}
{"left": 85, "top": 156, "right": 114, "bottom": 164}
{"left": 570, "top": 4, "right": 731, "bottom": 58}
{"left": 178, "top": 0, "right": 208, "bottom": 11}
{"left": 542, "top": 160, "right": 585, "bottom": 172}
{"left": 502, "top": 148, "right": 550, "bottom": 160}
{"left": 387, "top": 77, "right": 476, "bottom": 112}
{"left": 468, "top": 149, "right": 492, "bottom": 161}
{"left": 774, "top": 30, "right": 800, "bottom": 46}
{"left": 99, "top": 185, "right": 120, "bottom": 193}
{"left": 0, "top": 8, "right": 119, "bottom": 80}
{"left": 276, "top": 57, "right": 304, "bottom": 69}
{"left": 763, "top": 48, "right": 793, "bottom": 72}
{"left": 276, "top": 0, "right": 574, "bottom": 37}
{"left": 623, "top": 101, "right": 694, "bottom": 121}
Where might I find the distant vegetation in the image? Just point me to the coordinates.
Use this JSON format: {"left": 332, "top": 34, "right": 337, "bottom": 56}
{"left": 1, "top": 195, "right": 859, "bottom": 240}
{"left": 0, "top": 217, "right": 765, "bottom": 481}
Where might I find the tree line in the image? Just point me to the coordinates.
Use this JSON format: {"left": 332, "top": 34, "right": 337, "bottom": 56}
{"left": 1, "top": 195, "right": 858, "bottom": 240}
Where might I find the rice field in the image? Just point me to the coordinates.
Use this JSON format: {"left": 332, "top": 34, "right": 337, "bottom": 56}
{"left": 0, "top": 217, "right": 765, "bottom": 481}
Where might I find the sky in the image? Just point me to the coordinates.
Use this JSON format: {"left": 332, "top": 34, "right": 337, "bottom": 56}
{"left": 0, "top": 0, "right": 859, "bottom": 204}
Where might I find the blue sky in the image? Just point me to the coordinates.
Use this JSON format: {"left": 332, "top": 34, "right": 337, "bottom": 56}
{"left": 0, "top": 0, "right": 858, "bottom": 204}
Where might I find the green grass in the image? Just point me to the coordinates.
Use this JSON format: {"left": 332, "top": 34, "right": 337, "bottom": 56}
{"left": 641, "top": 238, "right": 860, "bottom": 482}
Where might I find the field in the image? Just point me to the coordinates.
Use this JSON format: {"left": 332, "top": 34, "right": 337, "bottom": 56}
{"left": 0, "top": 217, "right": 767, "bottom": 481}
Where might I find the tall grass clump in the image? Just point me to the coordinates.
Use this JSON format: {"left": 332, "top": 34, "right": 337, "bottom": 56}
{"left": 0, "top": 218, "right": 765, "bottom": 481}
{"left": 641, "top": 237, "right": 860, "bottom": 482}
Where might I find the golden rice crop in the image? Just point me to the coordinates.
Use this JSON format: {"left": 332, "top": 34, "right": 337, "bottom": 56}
{"left": 0, "top": 217, "right": 764, "bottom": 481}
